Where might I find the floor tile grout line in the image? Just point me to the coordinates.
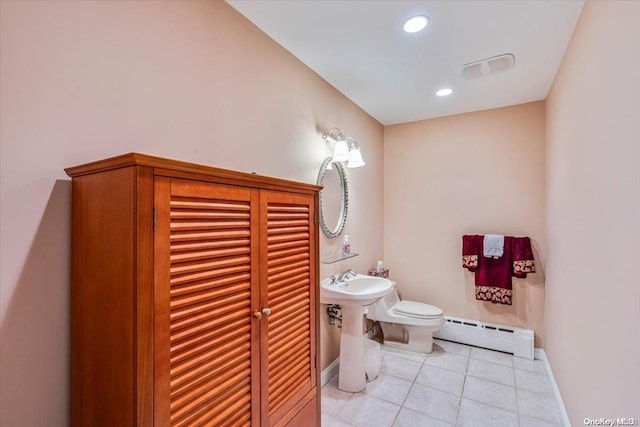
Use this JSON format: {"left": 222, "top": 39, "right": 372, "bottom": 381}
{"left": 323, "top": 341, "right": 560, "bottom": 427}
{"left": 394, "top": 354, "right": 427, "bottom": 418}
{"left": 328, "top": 383, "right": 356, "bottom": 425}
{"left": 454, "top": 347, "right": 472, "bottom": 427}
{"left": 464, "top": 373, "right": 515, "bottom": 388}
{"left": 399, "top": 349, "right": 460, "bottom": 426}
{"left": 462, "top": 394, "right": 522, "bottom": 415}
{"left": 468, "top": 358, "right": 514, "bottom": 368}
{"left": 513, "top": 362, "right": 521, "bottom": 427}
{"left": 464, "top": 349, "right": 526, "bottom": 419}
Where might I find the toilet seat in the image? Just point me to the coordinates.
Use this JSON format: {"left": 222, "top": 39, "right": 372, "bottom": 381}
{"left": 392, "top": 300, "right": 443, "bottom": 320}
{"left": 366, "top": 287, "right": 444, "bottom": 354}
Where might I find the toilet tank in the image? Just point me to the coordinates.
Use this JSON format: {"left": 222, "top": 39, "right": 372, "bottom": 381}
{"left": 365, "top": 285, "right": 400, "bottom": 320}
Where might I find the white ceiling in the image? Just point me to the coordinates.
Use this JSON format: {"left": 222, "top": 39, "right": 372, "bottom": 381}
{"left": 227, "top": 0, "right": 584, "bottom": 125}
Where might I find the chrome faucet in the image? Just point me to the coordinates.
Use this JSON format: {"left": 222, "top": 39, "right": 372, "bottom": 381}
{"left": 338, "top": 269, "right": 357, "bottom": 282}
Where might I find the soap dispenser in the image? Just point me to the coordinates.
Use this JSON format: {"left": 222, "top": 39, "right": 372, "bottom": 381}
{"left": 342, "top": 235, "right": 351, "bottom": 256}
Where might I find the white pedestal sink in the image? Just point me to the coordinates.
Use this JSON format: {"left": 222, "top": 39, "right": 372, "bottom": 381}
{"left": 320, "top": 274, "right": 394, "bottom": 392}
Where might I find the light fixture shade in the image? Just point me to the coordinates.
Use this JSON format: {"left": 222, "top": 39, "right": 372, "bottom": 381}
{"left": 347, "top": 146, "right": 366, "bottom": 168}
{"left": 332, "top": 139, "right": 351, "bottom": 162}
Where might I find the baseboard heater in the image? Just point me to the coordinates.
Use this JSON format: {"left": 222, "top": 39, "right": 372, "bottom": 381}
{"left": 433, "top": 316, "right": 534, "bottom": 360}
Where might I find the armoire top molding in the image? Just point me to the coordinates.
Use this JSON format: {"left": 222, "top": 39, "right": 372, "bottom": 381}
{"left": 65, "top": 152, "right": 322, "bottom": 194}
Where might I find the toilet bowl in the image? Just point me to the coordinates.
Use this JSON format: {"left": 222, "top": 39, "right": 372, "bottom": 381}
{"left": 365, "top": 285, "right": 444, "bottom": 354}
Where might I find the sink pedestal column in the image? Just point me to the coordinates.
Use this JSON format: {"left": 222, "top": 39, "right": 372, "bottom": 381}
{"left": 338, "top": 305, "right": 366, "bottom": 392}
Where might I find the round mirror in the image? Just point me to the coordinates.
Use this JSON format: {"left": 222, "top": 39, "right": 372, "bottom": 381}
{"left": 316, "top": 157, "right": 348, "bottom": 239}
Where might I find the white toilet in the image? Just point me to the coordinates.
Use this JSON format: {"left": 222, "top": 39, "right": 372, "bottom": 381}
{"left": 365, "top": 284, "right": 444, "bottom": 354}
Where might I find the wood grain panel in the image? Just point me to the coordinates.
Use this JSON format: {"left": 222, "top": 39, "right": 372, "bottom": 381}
{"left": 135, "top": 166, "right": 155, "bottom": 426}
{"left": 274, "top": 389, "right": 317, "bottom": 427}
{"left": 71, "top": 167, "right": 136, "bottom": 427}
{"left": 66, "top": 153, "right": 321, "bottom": 195}
{"left": 155, "top": 179, "right": 257, "bottom": 426}
{"left": 169, "top": 188, "right": 253, "bottom": 426}
{"left": 67, "top": 154, "right": 320, "bottom": 427}
{"left": 267, "top": 276, "right": 310, "bottom": 301}
{"left": 268, "top": 317, "right": 309, "bottom": 349}
{"left": 260, "top": 192, "right": 317, "bottom": 425}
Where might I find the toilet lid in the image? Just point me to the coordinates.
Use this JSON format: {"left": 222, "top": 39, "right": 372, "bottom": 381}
{"left": 393, "top": 301, "right": 443, "bottom": 319}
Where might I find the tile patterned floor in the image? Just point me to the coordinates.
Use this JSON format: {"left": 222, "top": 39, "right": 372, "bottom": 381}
{"left": 321, "top": 339, "right": 563, "bottom": 427}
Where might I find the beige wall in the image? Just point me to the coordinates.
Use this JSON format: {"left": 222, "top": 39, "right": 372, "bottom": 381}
{"left": 384, "top": 102, "right": 546, "bottom": 346}
{"left": 5, "top": 1, "right": 640, "bottom": 424}
{"left": 545, "top": 0, "right": 640, "bottom": 422}
{"left": 0, "top": 2, "right": 383, "bottom": 425}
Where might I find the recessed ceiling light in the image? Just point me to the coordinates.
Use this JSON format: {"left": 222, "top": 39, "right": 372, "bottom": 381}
{"left": 403, "top": 15, "right": 429, "bottom": 33}
{"left": 436, "top": 88, "right": 453, "bottom": 97}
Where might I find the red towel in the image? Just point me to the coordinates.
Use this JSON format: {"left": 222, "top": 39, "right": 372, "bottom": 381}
{"left": 462, "top": 235, "right": 481, "bottom": 272}
{"left": 461, "top": 235, "right": 536, "bottom": 305}
{"left": 513, "top": 237, "right": 536, "bottom": 278}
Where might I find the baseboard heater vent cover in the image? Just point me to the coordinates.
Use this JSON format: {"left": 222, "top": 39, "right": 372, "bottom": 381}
{"left": 433, "top": 316, "right": 534, "bottom": 360}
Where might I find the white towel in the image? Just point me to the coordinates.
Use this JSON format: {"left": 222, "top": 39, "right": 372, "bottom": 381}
{"left": 483, "top": 234, "right": 504, "bottom": 258}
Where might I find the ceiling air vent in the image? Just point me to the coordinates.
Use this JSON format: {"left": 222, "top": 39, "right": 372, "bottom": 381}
{"left": 459, "top": 53, "right": 515, "bottom": 80}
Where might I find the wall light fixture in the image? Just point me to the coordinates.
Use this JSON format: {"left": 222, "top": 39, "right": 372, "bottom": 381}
{"left": 322, "top": 128, "right": 366, "bottom": 168}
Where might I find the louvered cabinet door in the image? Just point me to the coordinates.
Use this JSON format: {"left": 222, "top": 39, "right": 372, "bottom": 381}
{"left": 259, "top": 191, "right": 318, "bottom": 426}
{"left": 154, "top": 178, "right": 261, "bottom": 427}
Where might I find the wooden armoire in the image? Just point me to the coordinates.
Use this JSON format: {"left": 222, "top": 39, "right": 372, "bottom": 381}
{"left": 66, "top": 153, "right": 320, "bottom": 427}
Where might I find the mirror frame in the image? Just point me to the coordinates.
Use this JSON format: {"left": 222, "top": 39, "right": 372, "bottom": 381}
{"left": 316, "top": 156, "right": 349, "bottom": 239}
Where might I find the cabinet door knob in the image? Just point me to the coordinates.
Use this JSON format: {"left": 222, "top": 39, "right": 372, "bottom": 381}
{"left": 262, "top": 307, "right": 272, "bottom": 317}
{"left": 252, "top": 310, "right": 263, "bottom": 320}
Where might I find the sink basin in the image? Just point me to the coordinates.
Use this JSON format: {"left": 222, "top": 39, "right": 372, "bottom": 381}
{"left": 320, "top": 274, "right": 394, "bottom": 306}
{"left": 320, "top": 273, "right": 394, "bottom": 392}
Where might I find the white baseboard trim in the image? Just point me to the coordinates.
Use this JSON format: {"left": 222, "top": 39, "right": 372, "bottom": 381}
{"left": 534, "top": 347, "right": 544, "bottom": 360}
{"left": 321, "top": 357, "right": 340, "bottom": 387}
{"left": 536, "top": 348, "right": 571, "bottom": 427}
